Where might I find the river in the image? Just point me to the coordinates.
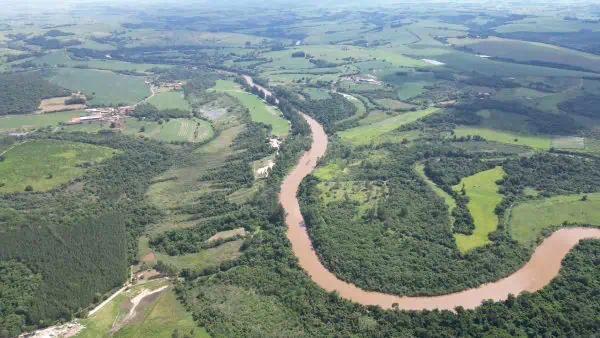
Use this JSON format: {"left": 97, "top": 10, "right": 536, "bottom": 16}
{"left": 279, "top": 111, "right": 600, "bottom": 311}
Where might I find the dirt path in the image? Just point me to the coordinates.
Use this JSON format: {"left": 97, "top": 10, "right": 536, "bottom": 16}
{"left": 280, "top": 111, "right": 600, "bottom": 311}
{"left": 88, "top": 284, "right": 129, "bottom": 317}
{"left": 0, "top": 140, "right": 28, "bottom": 157}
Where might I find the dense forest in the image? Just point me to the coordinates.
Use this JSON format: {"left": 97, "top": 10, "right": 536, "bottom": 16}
{"left": 0, "top": 71, "right": 70, "bottom": 115}
{"left": 0, "top": 131, "right": 174, "bottom": 332}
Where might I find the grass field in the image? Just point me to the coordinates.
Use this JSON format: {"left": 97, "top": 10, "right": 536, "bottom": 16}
{"left": 454, "top": 126, "right": 551, "bottom": 149}
{"left": 339, "top": 108, "right": 438, "bottom": 145}
{"left": 449, "top": 37, "right": 600, "bottom": 73}
{"left": 77, "top": 281, "right": 209, "bottom": 338}
{"left": 509, "top": 193, "right": 600, "bottom": 245}
{"left": 0, "top": 110, "right": 84, "bottom": 132}
{"left": 146, "top": 91, "right": 191, "bottom": 110}
{"left": 0, "top": 140, "right": 115, "bottom": 193}
{"left": 452, "top": 166, "right": 505, "bottom": 252}
{"left": 303, "top": 88, "right": 331, "bottom": 100}
{"left": 211, "top": 80, "right": 289, "bottom": 137}
{"left": 414, "top": 163, "right": 456, "bottom": 223}
{"left": 48, "top": 68, "right": 150, "bottom": 105}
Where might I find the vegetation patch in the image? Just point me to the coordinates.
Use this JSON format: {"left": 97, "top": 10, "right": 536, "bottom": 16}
{"left": 414, "top": 163, "right": 456, "bottom": 222}
{"left": 0, "top": 139, "right": 115, "bottom": 193}
{"left": 452, "top": 166, "right": 505, "bottom": 252}
{"left": 317, "top": 181, "right": 388, "bottom": 214}
{"left": 509, "top": 193, "right": 600, "bottom": 245}
{"left": 146, "top": 91, "right": 191, "bottom": 111}
{"left": 339, "top": 108, "right": 438, "bottom": 145}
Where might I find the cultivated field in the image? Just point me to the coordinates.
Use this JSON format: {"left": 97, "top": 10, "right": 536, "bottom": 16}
{"left": 0, "top": 139, "right": 115, "bottom": 193}
{"left": 48, "top": 68, "right": 150, "bottom": 105}
{"left": 452, "top": 166, "right": 505, "bottom": 252}
{"left": 509, "top": 193, "right": 600, "bottom": 245}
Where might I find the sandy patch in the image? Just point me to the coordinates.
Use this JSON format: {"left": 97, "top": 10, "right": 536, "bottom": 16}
{"left": 37, "top": 96, "right": 86, "bottom": 114}
{"left": 422, "top": 59, "right": 445, "bottom": 66}
{"left": 256, "top": 160, "right": 275, "bottom": 178}
{"left": 208, "top": 228, "right": 247, "bottom": 242}
{"left": 19, "top": 320, "right": 84, "bottom": 338}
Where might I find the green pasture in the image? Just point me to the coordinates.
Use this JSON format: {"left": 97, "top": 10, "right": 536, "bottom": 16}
{"left": 454, "top": 126, "right": 551, "bottom": 149}
{"left": 375, "top": 98, "right": 416, "bottom": 110}
{"left": 339, "top": 108, "right": 438, "bottom": 145}
{"left": 154, "top": 240, "right": 244, "bottom": 270}
{"left": 48, "top": 68, "right": 150, "bottom": 105}
{"left": 452, "top": 166, "right": 505, "bottom": 253}
{"left": 0, "top": 139, "right": 115, "bottom": 193}
{"left": 146, "top": 91, "right": 191, "bottom": 110}
{"left": 211, "top": 80, "right": 289, "bottom": 137}
{"left": 509, "top": 193, "right": 600, "bottom": 245}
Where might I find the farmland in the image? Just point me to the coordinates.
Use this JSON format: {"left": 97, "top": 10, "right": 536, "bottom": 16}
{"left": 509, "top": 193, "right": 600, "bottom": 245}
{"left": 452, "top": 167, "right": 505, "bottom": 252}
{"left": 48, "top": 68, "right": 150, "bottom": 105}
{"left": 0, "top": 139, "right": 115, "bottom": 193}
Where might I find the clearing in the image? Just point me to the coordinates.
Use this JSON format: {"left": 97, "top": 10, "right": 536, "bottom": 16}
{"left": 77, "top": 280, "right": 209, "bottom": 338}
{"left": 0, "top": 110, "right": 84, "bottom": 133}
{"left": 452, "top": 166, "right": 505, "bottom": 252}
{"left": 0, "top": 139, "right": 115, "bottom": 193}
{"left": 339, "top": 108, "right": 438, "bottom": 145}
{"left": 37, "top": 96, "right": 86, "bottom": 114}
{"left": 454, "top": 126, "right": 551, "bottom": 150}
{"left": 509, "top": 193, "right": 600, "bottom": 245}
{"left": 211, "top": 80, "right": 289, "bottom": 137}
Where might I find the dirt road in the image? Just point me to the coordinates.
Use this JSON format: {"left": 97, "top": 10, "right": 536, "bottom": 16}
{"left": 280, "top": 111, "right": 600, "bottom": 310}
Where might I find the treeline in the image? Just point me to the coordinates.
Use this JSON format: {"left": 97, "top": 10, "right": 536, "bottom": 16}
{"left": 0, "top": 132, "right": 174, "bottom": 335}
{"left": 0, "top": 71, "right": 71, "bottom": 115}
{"left": 425, "top": 156, "right": 498, "bottom": 235}
{"left": 558, "top": 93, "right": 600, "bottom": 118}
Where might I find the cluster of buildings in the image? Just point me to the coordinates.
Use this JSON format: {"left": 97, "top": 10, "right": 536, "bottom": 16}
{"left": 342, "top": 75, "right": 383, "bottom": 86}
{"left": 67, "top": 106, "right": 135, "bottom": 125}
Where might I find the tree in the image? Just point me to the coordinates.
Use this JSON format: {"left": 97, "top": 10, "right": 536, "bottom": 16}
{"left": 110, "top": 122, "right": 116, "bottom": 128}
{"left": 139, "top": 126, "right": 146, "bottom": 132}
{"left": 24, "top": 185, "right": 33, "bottom": 192}
{"left": 581, "top": 194, "right": 588, "bottom": 201}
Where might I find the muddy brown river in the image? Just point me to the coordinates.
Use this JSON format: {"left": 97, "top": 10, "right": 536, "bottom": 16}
{"left": 279, "top": 112, "right": 600, "bottom": 311}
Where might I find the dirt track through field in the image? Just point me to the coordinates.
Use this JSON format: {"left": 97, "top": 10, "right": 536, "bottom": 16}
{"left": 279, "top": 111, "right": 600, "bottom": 311}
